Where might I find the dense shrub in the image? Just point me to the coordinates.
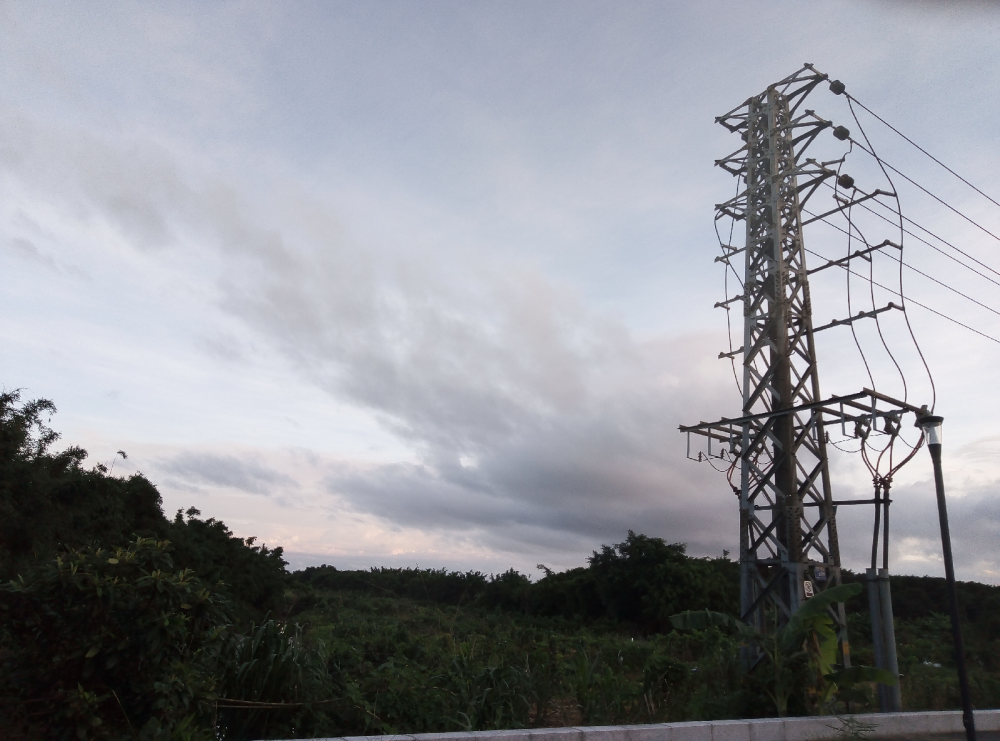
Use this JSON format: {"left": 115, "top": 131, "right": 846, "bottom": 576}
{"left": 0, "top": 538, "right": 228, "bottom": 740}
{"left": 5, "top": 389, "right": 1000, "bottom": 737}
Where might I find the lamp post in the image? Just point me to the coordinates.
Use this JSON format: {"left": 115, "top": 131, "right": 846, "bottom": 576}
{"left": 915, "top": 415, "right": 976, "bottom": 741}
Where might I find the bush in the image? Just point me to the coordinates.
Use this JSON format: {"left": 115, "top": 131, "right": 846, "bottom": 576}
{"left": 0, "top": 537, "right": 229, "bottom": 740}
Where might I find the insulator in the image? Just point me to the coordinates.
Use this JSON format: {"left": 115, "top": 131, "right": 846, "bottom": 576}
{"left": 833, "top": 126, "right": 851, "bottom": 141}
{"left": 829, "top": 80, "right": 846, "bottom": 96}
{"left": 854, "top": 419, "right": 870, "bottom": 440}
{"left": 837, "top": 174, "right": 855, "bottom": 189}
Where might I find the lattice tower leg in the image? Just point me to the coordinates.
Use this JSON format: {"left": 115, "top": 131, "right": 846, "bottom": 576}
{"left": 737, "top": 86, "right": 850, "bottom": 669}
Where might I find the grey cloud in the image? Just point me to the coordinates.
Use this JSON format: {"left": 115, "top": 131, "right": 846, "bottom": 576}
{"left": 0, "top": 115, "right": 767, "bottom": 558}
{"left": 6, "top": 235, "right": 88, "bottom": 279}
{"left": 8, "top": 236, "right": 60, "bottom": 271}
{"left": 825, "top": 470, "right": 1000, "bottom": 583}
{"left": 160, "top": 452, "right": 298, "bottom": 496}
{"left": 6, "top": 60, "right": 996, "bottom": 577}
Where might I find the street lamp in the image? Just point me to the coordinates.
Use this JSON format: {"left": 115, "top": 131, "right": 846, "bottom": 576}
{"left": 914, "top": 414, "right": 976, "bottom": 741}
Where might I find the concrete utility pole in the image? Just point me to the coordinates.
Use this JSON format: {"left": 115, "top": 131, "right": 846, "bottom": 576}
{"left": 681, "top": 66, "right": 922, "bottom": 686}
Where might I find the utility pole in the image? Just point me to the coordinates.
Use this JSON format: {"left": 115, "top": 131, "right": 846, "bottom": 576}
{"left": 915, "top": 415, "right": 977, "bottom": 741}
{"left": 681, "top": 66, "right": 922, "bottom": 679}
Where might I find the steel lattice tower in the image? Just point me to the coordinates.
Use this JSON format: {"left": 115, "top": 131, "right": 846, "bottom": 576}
{"left": 696, "top": 66, "right": 857, "bottom": 660}
{"left": 684, "top": 64, "right": 934, "bottom": 703}
{"left": 730, "top": 70, "right": 844, "bottom": 637}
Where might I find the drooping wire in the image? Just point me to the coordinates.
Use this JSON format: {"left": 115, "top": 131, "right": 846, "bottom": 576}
{"left": 829, "top": 438, "right": 863, "bottom": 454}
{"left": 857, "top": 193, "right": 908, "bottom": 403}
{"left": 845, "top": 92, "right": 1000, "bottom": 212}
{"left": 835, "top": 152, "right": 876, "bottom": 390}
{"left": 715, "top": 177, "right": 745, "bottom": 396}
{"left": 841, "top": 199, "right": 907, "bottom": 463}
{"left": 848, "top": 96, "right": 937, "bottom": 412}
{"left": 805, "top": 209, "right": 1000, "bottom": 317}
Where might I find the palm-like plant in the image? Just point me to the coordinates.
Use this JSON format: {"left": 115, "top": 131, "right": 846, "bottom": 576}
{"left": 671, "top": 583, "right": 895, "bottom": 716}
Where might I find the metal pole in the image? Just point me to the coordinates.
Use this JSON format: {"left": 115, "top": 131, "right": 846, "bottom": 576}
{"left": 916, "top": 415, "right": 976, "bottom": 741}
{"left": 878, "top": 568, "right": 902, "bottom": 712}
{"left": 866, "top": 567, "right": 888, "bottom": 711}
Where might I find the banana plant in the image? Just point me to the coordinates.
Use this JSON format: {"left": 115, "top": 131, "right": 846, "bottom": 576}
{"left": 671, "top": 583, "right": 894, "bottom": 716}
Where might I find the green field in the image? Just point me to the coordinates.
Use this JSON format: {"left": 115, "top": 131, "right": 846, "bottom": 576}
{"left": 3, "top": 389, "right": 999, "bottom": 740}
{"left": 279, "top": 563, "right": 1000, "bottom": 737}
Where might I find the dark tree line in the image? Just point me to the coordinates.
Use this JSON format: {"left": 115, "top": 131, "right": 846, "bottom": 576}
{"left": 3, "top": 388, "right": 999, "bottom": 739}
{"left": 293, "top": 533, "right": 739, "bottom": 633}
{"left": 0, "top": 390, "right": 287, "bottom": 618}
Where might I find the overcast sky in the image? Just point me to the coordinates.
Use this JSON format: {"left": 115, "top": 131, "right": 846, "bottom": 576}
{"left": 3, "top": 1, "right": 1000, "bottom": 582}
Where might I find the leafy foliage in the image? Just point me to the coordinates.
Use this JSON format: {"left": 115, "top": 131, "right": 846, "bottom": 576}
{"left": 4, "top": 389, "right": 1000, "bottom": 738}
{"left": 671, "top": 584, "right": 894, "bottom": 716}
{"left": 214, "top": 619, "right": 338, "bottom": 740}
{"left": 0, "top": 538, "right": 228, "bottom": 740}
{"left": 0, "top": 390, "right": 287, "bottom": 619}
{"left": 588, "top": 532, "right": 738, "bottom": 630}
{"left": 292, "top": 531, "right": 739, "bottom": 631}
{"left": 0, "top": 391, "right": 163, "bottom": 579}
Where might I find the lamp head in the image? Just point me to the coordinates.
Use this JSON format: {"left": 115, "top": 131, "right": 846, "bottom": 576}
{"left": 915, "top": 414, "right": 944, "bottom": 445}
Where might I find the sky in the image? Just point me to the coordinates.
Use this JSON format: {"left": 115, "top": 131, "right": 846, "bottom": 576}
{"left": 2, "top": 1, "right": 1000, "bottom": 582}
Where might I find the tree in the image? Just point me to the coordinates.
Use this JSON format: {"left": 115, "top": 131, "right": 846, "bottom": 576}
{"left": 0, "top": 537, "right": 229, "bottom": 740}
{"left": 588, "top": 531, "right": 738, "bottom": 630}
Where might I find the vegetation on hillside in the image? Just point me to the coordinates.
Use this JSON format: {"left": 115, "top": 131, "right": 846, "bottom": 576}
{"left": 2, "top": 390, "right": 999, "bottom": 739}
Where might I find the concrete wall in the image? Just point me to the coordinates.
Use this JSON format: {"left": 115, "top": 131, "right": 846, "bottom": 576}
{"left": 296, "top": 709, "right": 999, "bottom": 741}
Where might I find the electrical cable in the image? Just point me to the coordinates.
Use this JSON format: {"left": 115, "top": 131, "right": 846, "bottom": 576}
{"left": 805, "top": 209, "right": 1000, "bottom": 317}
{"left": 835, "top": 153, "right": 877, "bottom": 390}
{"left": 818, "top": 179, "right": 1000, "bottom": 285}
{"left": 715, "top": 178, "right": 745, "bottom": 396}
{"left": 849, "top": 138, "right": 1000, "bottom": 245}
{"left": 726, "top": 203, "right": 742, "bottom": 394}
{"left": 833, "top": 167, "right": 916, "bottom": 461}
{"left": 848, "top": 96, "right": 937, "bottom": 412}
{"left": 855, "top": 189, "right": 908, "bottom": 403}
{"left": 829, "top": 438, "right": 863, "bottom": 454}
{"left": 804, "top": 246, "right": 1000, "bottom": 344}
{"left": 845, "top": 93, "right": 1000, "bottom": 212}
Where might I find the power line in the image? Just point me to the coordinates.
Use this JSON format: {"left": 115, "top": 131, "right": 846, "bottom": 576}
{"left": 836, "top": 160, "right": 878, "bottom": 392}
{"left": 846, "top": 93, "right": 1000, "bottom": 212}
{"left": 804, "top": 246, "right": 1000, "bottom": 345}
{"left": 845, "top": 97, "right": 936, "bottom": 411}
{"left": 804, "top": 208, "right": 1000, "bottom": 318}
{"left": 850, "top": 137, "right": 1000, "bottom": 245}
{"left": 818, "top": 180, "right": 1000, "bottom": 285}
{"left": 883, "top": 251, "right": 1000, "bottom": 319}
